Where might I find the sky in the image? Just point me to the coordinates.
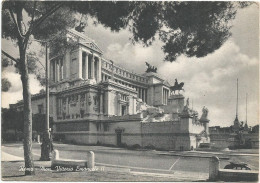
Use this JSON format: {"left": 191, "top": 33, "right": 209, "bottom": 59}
{"left": 1, "top": 3, "right": 259, "bottom": 127}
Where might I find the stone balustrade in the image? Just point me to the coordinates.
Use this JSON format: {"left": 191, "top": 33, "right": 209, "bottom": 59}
{"left": 101, "top": 59, "right": 148, "bottom": 83}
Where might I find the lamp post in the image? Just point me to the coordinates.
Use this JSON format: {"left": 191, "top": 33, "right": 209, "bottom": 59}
{"left": 36, "top": 41, "right": 52, "bottom": 161}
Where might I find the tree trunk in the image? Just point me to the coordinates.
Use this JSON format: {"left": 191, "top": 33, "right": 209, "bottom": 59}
{"left": 14, "top": 4, "right": 35, "bottom": 175}
{"left": 20, "top": 50, "right": 35, "bottom": 175}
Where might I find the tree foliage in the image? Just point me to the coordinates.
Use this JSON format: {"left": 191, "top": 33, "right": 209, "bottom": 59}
{"left": 2, "top": 1, "right": 251, "bottom": 64}
{"left": 2, "top": 78, "right": 11, "bottom": 92}
{"left": 68, "top": 1, "right": 250, "bottom": 61}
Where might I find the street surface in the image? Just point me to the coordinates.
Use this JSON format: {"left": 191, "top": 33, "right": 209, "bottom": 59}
{"left": 2, "top": 142, "right": 259, "bottom": 176}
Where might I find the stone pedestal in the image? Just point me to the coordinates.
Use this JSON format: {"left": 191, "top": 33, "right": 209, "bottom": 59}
{"left": 87, "top": 151, "right": 95, "bottom": 168}
{"left": 200, "top": 118, "right": 210, "bottom": 135}
{"left": 209, "top": 156, "right": 220, "bottom": 181}
{"left": 163, "top": 94, "right": 184, "bottom": 113}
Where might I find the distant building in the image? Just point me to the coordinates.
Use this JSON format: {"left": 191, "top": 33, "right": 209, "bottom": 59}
{"left": 11, "top": 29, "right": 210, "bottom": 151}
{"left": 209, "top": 80, "right": 259, "bottom": 149}
{"left": 209, "top": 123, "right": 259, "bottom": 149}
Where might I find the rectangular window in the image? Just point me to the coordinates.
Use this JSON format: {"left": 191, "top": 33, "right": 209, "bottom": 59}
{"left": 121, "top": 105, "right": 126, "bottom": 116}
{"left": 96, "top": 123, "right": 101, "bottom": 131}
{"left": 38, "top": 104, "right": 43, "bottom": 114}
{"left": 104, "top": 123, "right": 109, "bottom": 132}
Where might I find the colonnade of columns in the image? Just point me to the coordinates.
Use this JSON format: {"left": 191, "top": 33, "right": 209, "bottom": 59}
{"left": 101, "top": 73, "right": 147, "bottom": 103}
{"left": 163, "top": 88, "right": 169, "bottom": 105}
{"left": 137, "top": 88, "right": 147, "bottom": 103}
{"left": 52, "top": 59, "right": 64, "bottom": 82}
{"left": 51, "top": 48, "right": 102, "bottom": 83}
{"left": 79, "top": 49, "right": 102, "bottom": 82}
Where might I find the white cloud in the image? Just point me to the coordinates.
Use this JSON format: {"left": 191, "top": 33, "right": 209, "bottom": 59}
{"left": 2, "top": 72, "right": 44, "bottom": 108}
{"left": 105, "top": 40, "right": 164, "bottom": 74}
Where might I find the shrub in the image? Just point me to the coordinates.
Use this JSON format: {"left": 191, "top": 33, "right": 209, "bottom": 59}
{"left": 128, "top": 144, "right": 141, "bottom": 150}
{"left": 144, "top": 144, "right": 156, "bottom": 150}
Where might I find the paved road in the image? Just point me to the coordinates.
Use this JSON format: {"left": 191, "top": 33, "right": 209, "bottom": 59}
{"left": 2, "top": 142, "right": 259, "bottom": 174}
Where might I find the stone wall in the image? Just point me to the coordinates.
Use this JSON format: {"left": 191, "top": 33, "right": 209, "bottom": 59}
{"left": 142, "top": 121, "right": 181, "bottom": 133}
{"left": 141, "top": 121, "right": 192, "bottom": 150}
{"left": 54, "top": 116, "right": 207, "bottom": 150}
{"left": 64, "top": 133, "right": 90, "bottom": 144}
{"left": 104, "top": 91, "right": 118, "bottom": 116}
{"left": 163, "top": 94, "right": 184, "bottom": 113}
{"left": 142, "top": 133, "right": 191, "bottom": 150}
{"left": 210, "top": 133, "right": 259, "bottom": 149}
{"left": 209, "top": 134, "right": 234, "bottom": 148}
{"left": 189, "top": 122, "right": 205, "bottom": 134}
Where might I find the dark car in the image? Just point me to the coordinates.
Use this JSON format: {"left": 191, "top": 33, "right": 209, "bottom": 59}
{"left": 224, "top": 162, "right": 251, "bottom": 170}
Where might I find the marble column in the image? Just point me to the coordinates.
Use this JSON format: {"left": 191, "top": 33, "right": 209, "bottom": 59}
{"left": 126, "top": 105, "right": 129, "bottom": 115}
{"left": 166, "top": 90, "right": 168, "bottom": 105}
{"left": 162, "top": 89, "right": 164, "bottom": 104}
{"left": 84, "top": 53, "right": 89, "bottom": 79}
{"left": 163, "top": 89, "right": 165, "bottom": 104}
{"left": 164, "top": 89, "right": 166, "bottom": 104}
{"left": 145, "top": 89, "right": 147, "bottom": 103}
{"left": 66, "top": 97, "right": 69, "bottom": 116}
{"left": 91, "top": 54, "right": 95, "bottom": 79}
{"left": 85, "top": 93, "right": 89, "bottom": 113}
{"left": 165, "top": 90, "right": 168, "bottom": 105}
{"left": 98, "top": 57, "right": 102, "bottom": 83}
{"left": 165, "top": 90, "right": 167, "bottom": 104}
{"left": 78, "top": 48, "right": 83, "bottom": 79}
{"left": 99, "top": 93, "right": 103, "bottom": 114}
{"left": 164, "top": 89, "right": 166, "bottom": 105}
{"left": 56, "top": 60, "right": 60, "bottom": 82}
{"left": 85, "top": 53, "right": 89, "bottom": 79}
{"left": 60, "top": 59, "right": 63, "bottom": 80}
{"left": 140, "top": 88, "right": 143, "bottom": 101}
{"left": 78, "top": 94, "right": 81, "bottom": 112}
{"left": 118, "top": 103, "right": 121, "bottom": 116}
{"left": 166, "top": 90, "right": 167, "bottom": 104}
{"left": 143, "top": 89, "right": 146, "bottom": 103}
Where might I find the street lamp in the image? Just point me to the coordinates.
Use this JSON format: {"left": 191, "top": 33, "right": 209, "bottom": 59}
{"left": 40, "top": 42, "right": 52, "bottom": 161}
{"left": 33, "top": 39, "right": 52, "bottom": 161}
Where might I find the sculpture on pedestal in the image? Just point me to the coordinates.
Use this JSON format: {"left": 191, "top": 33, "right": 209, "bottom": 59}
{"left": 181, "top": 98, "right": 192, "bottom": 116}
{"left": 200, "top": 106, "right": 209, "bottom": 121}
{"left": 170, "top": 79, "right": 185, "bottom": 94}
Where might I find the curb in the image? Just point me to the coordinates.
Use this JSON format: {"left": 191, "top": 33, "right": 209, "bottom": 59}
{"left": 157, "top": 153, "right": 230, "bottom": 160}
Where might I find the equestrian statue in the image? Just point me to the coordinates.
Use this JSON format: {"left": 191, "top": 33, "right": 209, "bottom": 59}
{"left": 170, "top": 79, "right": 185, "bottom": 94}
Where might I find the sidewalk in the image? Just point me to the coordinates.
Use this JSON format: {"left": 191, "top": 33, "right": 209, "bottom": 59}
{"left": 1, "top": 150, "right": 208, "bottom": 182}
{"left": 158, "top": 149, "right": 259, "bottom": 159}
{"left": 1, "top": 151, "right": 24, "bottom": 161}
